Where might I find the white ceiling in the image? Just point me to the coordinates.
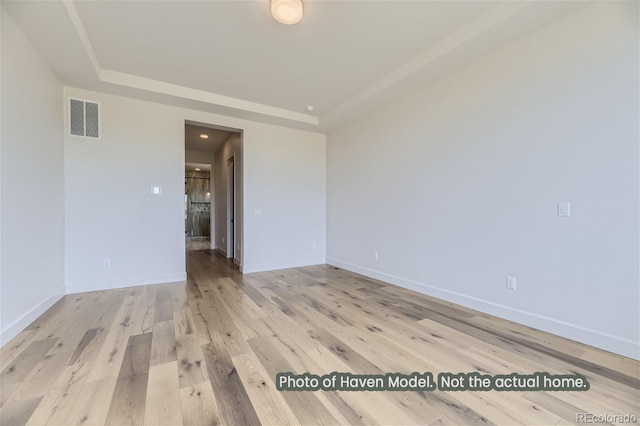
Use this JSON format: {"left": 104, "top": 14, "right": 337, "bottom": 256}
{"left": 185, "top": 125, "right": 235, "bottom": 153}
{"left": 2, "top": 0, "right": 589, "bottom": 132}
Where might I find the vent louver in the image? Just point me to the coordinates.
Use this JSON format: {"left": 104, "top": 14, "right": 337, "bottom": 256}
{"left": 69, "top": 98, "right": 100, "bottom": 138}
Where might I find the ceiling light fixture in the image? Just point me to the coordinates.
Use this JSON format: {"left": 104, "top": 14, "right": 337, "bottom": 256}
{"left": 195, "top": 168, "right": 201, "bottom": 171}
{"left": 271, "top": 0, "right": 303, "bottom": 25}
{"left": 305, "top": 105, "right": 314, "bottom": 112}
{"left": 200, "top": 134, "right": 209, "bottom": 139}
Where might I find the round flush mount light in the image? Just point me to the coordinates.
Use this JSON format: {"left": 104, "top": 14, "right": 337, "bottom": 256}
{"left": 200, "top": 134, "right": 209, "bottom": 139}
{"left": 271, "top": 0, "right": 303, "bottom": 25}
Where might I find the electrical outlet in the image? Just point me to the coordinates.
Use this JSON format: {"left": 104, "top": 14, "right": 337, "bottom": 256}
{"left": 506, "top": 276, "right": 516, "bottom": 290}
{"left": 103, "top": 258, "right": 111, "bottom": 267}
{"left": 374, "top": 251, "right": 379, "bottom": 261}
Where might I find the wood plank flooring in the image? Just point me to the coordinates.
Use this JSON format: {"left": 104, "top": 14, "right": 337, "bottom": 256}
{"left": 1, "top": 250, "right": 638, "bottom": 425}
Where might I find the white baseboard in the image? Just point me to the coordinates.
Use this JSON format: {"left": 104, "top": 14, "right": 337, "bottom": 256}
{"left": 0, "top": 288, "right": 65, "bottom": 347}
{"left": 66, "top": 272, "right": 187, "bottom": 294}
{"left": 327, "top": 258, "right": 640, "bottom": 361}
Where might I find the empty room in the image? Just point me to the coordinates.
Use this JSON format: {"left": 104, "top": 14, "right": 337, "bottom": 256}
{"left": 1, "top": 1, "right": 638, "bottom": 425}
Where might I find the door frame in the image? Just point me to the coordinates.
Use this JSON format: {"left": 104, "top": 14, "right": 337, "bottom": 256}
{"left": 226, "top": 155, "right": 235, "bottom": 259}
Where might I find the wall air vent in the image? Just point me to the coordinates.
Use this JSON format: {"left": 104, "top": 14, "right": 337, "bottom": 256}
{"left": 69, "top": 98, "right": 100, "bottom": 138}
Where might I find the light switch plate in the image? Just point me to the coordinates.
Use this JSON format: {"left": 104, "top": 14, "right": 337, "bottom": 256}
{"left": 558, "top": 202, "right": 570, "bottom": 217}
{"left": 152, "top": 186, "right": 162, "bottom": 195}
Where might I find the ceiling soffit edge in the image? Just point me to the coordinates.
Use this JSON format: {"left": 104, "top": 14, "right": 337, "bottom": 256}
{"left": 62, "top": 0, "right": 319, "bottom": 127}
{"left": 61, "top": 0, "right": 542, "bottom": 131}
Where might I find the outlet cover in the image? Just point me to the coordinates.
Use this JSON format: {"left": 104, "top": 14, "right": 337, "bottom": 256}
{"left": 506, "top": 276, "right": 516, "bottom": 290}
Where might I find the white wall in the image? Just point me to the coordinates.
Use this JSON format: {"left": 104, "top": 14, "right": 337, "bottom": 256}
{"left": 186, "top": 148, "right": 216, "bottom": 246}
{"left": 65, "top": 88, "right": 326, "bottom": 293}
{"left": 243, "top": 127, "right": 326, "bottom": 273}
{"left": 326, "top": 3, "right": 639, "bottom": 359}
{"left": 185, "top": 149, "right": 215, "bottom": 169}
{"left": 1, "top": 7, "right": 65, "bottom": 345}
{"left": 64, "top": 87, "right": 187, "bottom": 293}
{"left": 214, "top": 127, "right": 327, "bottom": 273}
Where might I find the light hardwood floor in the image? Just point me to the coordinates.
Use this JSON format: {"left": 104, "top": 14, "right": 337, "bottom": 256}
{"left": 1, "top": 250, "right": 638, "bottom": 425}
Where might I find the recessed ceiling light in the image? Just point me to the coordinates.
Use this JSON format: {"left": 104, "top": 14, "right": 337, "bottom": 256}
{"left": 200, "top": 134, "right": 209, "bottom": 139}
{"left": 306, "top": 105, "right": 314, "bottom": 112}
{"left": 195, "top": 168, "right": 201, "bottom": 171}
{"left": 271, "top": 0, "right": 303, "bottom": 25}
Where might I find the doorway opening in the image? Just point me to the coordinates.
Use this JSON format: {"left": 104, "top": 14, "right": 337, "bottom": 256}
{"left": 185, "top": 163, "right": 211, "bottom": 251}
{"left": 184, "top": 121, "right": 243, "bottom": 267}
